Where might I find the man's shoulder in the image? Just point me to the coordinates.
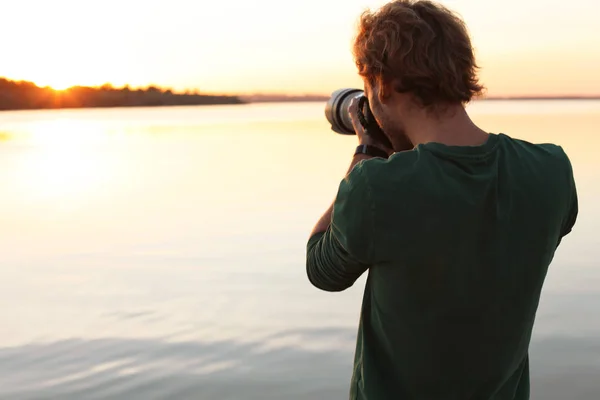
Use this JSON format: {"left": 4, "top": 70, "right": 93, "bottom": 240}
{"left": 499, "top": 134, "right": 574, "bottom": 183}
{"left": 360, "top": 149, "right": 421, "bottom": 180}
{"left": 500, "top": 133, "right": 569, "bottom": 160}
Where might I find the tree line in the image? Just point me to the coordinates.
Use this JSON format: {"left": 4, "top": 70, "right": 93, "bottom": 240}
{"left": 0, "top": 78, "right": 244, "bottom": 111}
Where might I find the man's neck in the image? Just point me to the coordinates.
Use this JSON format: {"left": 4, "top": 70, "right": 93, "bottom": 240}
{"left": 404, "top": 104, "right": 489, "bottom": 148}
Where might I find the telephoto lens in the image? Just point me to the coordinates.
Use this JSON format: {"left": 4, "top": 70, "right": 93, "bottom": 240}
{"left": 324, "top": 88, "right": 364, "bottom": 135}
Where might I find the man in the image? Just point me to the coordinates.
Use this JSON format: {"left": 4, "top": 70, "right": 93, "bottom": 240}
{"left": 306, "top": 1, "right": 578, "bottom": 399}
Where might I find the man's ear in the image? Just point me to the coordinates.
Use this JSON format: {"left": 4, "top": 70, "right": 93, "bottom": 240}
{"left": 377, "top": 78, "right": 394, "bottom": 105}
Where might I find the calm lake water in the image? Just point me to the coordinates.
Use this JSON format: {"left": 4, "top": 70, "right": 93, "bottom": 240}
{"left": 0, "top": 101, "right": 599, "bottom": 399}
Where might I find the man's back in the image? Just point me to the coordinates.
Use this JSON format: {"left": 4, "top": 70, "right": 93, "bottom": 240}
{"left": 306, "top": 133, "right": 578, "bottom": 399}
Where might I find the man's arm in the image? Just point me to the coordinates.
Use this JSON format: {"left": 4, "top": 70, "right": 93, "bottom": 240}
{"left": 306, "top": 154, "right": 376, "bottom": 292}
{"left": 306, "top": 92, "right": 394, "bottom": 292}
{"left": 560, "top": 151, "right": 578, "bottom": 238}
{"left": 310, "top": 153, "right": 372, "bottom": 237}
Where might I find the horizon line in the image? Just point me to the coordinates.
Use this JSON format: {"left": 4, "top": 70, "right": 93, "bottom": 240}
{"left": 2, "top": 77, "right": 599, "bottom": 100}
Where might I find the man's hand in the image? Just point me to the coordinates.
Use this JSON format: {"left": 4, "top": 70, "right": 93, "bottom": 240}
{"left": 348, "top": 96, "right": 394, "bottom": 156}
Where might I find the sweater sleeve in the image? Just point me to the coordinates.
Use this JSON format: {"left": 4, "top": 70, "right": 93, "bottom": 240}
{"left": 306, "top": 161, "right": 375, "bottom": 292}
{"left": 561, "top": 151, "right": 578, "bottom": 237}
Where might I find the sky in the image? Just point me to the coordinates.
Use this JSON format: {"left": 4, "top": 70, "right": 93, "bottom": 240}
{"left": 1, "top": 0, "right": 599, "bottom": 96}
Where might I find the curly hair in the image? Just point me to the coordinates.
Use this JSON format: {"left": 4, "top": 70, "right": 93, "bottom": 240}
{"left": 352, "top": 0, "right": 484, "bottom": 108}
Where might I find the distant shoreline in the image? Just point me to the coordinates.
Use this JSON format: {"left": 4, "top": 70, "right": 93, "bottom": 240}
{"left": 1, "top": 77, "right": 598, "bottom": 112}
{"left": 0, "top": 78, "right": 243, "bottom": 112}
{"left": 2, "top": 96, "right": 598, "bottom": 112}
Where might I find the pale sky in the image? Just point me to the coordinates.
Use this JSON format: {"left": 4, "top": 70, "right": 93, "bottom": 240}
{"left": 1, "top": 0, "right": 599, "bottom": 96}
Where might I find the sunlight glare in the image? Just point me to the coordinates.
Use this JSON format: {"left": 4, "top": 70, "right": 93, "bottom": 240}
{"left": 16, "top": 119, "right": 116, "bottom": 204}
{"left": 32, "top": 76, "right": 78, "bottom": 91}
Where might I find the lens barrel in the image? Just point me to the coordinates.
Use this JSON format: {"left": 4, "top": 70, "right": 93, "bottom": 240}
{"left": 324, "top": 88, "right": 364, "bottom": 135}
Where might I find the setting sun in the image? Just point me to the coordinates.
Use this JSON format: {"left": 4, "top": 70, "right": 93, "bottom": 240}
{"left": 36, "top": 81, "right": 71, "bottom": 91}
{"left": 26, "top": 71, "right": 119, "bottom": 91}
{"left": 45, "top": 81, "right": 73, "bottom": 91}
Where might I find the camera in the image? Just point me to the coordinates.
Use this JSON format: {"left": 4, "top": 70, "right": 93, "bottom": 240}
{"left": 324, "top": 88, "right": 364, "bottom": 135}
{"left": 324, "top": 88, "right": 393, "bottom": 149}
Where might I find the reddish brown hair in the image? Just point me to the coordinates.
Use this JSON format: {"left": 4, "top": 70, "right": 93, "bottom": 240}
{"left": 352, "top": 0, "right": 484, "bottom": 108}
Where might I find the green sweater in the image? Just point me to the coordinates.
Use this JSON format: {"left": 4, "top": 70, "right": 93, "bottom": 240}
{"left": 306, "top": 133, "right": 578, "bottom": 400}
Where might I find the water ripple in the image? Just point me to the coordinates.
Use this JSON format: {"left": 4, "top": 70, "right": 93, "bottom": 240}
{"left": 0, "top": 330, "right": 599, "bottom": 399}
{"left": 0, "top": 328, "right": 355, "bottom": 400}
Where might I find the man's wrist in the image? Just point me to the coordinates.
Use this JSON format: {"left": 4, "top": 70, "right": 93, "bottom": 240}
{"left": 355, "top": 144, "right": 389, "bottom": 159}
{"left": 358, "top": 136, "right": 392, "bottom": 155}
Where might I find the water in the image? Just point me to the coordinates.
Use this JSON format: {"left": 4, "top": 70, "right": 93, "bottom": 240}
{"left": 0, "top": 101, "right": 598, "bottom": 399}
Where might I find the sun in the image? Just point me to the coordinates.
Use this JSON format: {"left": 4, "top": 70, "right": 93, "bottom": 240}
{"left": 49, "top": 82, "right": 73, "bottom": 91}
{"left": 30, "top": 71, "right": 98, "bottom": 90}
{"left": 44, "top": 78, "right": 76, "bottom": 91}
{"left": 31, "top": 77, "right": 75, "bottom": 91}
{"left": 10, "top": 54, "right": 126, "bottom": 91}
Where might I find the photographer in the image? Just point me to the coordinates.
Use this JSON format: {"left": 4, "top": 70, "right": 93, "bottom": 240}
{"left": 306, "top": 1, "right": 578, "bottom": 399}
